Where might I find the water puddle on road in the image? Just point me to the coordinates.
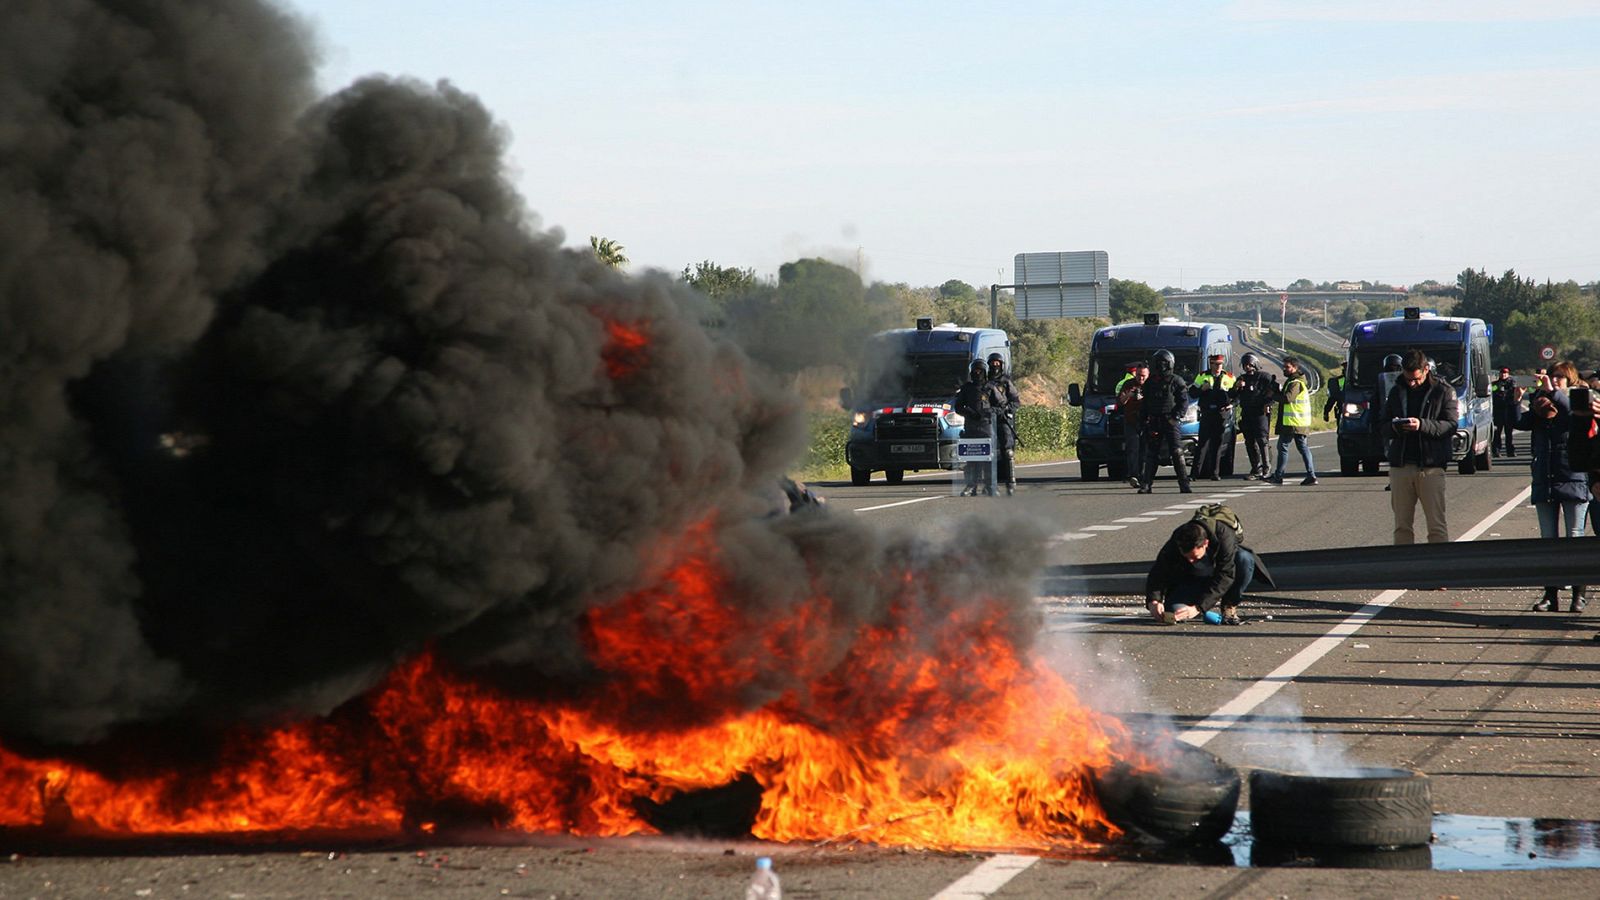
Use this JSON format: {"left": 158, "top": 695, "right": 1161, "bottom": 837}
{"left": 1223, "top": 814, "right": 1600, "bottom": 870}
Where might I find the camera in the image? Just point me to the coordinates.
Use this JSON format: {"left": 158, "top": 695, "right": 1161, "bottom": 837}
{"left": 1571, "top": 386, "right": 1592, "bottom": 415}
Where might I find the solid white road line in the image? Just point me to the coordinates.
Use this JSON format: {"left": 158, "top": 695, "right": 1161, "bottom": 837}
{"left": 929, "top": 854, "right": 1040, "bottom": 900}
{"left": 852, "top": 496, "right": 944, "bottom": 513}
{"left": 1179, "top": 483, "right": 1533, "bottom": 748}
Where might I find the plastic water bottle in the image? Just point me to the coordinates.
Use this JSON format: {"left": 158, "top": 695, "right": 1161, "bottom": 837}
{"left": 1203, "top": 609, "right": 1223, "bottom": 625}
{"left": 745, "top": 856, "right": 781, "bottom": 900}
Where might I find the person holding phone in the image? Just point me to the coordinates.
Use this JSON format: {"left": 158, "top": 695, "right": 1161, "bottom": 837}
{"left": 1382, "top": 349, "right": 1458, "bottom": 544}
{"left": 1518, "top": 361, "right": 1589, "bottom": 612}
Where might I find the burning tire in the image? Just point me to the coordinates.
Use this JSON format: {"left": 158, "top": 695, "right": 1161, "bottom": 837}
{"left": 1249, "top": 768, "right": 1432, "bottom": 849}
{"left": 1091, "top": 742, "right": 1241, "bottom": 844}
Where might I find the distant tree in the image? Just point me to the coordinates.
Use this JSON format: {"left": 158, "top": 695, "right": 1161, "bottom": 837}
{"left": 938, "top": 279, "right": 978, "bottom": 302}
{"left": 1109, "top": 278, "right": 1167, "bottom": 324}
{"left": 724, "top": 258, "right": 898, "bottom": 374}
{"left": 589, "top": 236, "right": 628, "bottom": 268}
{"left": 1288, "top": 278, "right": 1315, "bottom": 292}
{"left": 681, "top": 260, "right": 759, "bottom": 301}
{"left": 1455, "top": 268, "right": 1536, "bottom": 333}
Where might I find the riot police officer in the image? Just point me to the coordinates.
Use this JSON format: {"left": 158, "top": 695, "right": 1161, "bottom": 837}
{"left": 1230, "top": 352, "right": 1274, "bottom": 480}
{"left": 987, "top": 352, "right": 1021, "bottom": 495}
{"left": 1191, "top": 352, "right": 1237, "bottom": 480}
{"left": 1137, "top": 349, "right": 1193, "bottom": 494}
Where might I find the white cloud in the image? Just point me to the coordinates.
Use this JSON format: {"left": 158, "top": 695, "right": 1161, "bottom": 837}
{"left": 1209, "top": 66, "right": 1600, "bottom": 119}
{"left": 1226, "top": 0, "right": 1600, "bottom": 23}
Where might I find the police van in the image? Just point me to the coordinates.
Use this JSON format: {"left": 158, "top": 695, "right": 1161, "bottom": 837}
{"left": 1335, "top": 308, "right": 1494, "bottom": 476}
{"left": 839, "top": 318, "right": 1011, "bottom": 485}
{"left": 1066, "top": 314, "right": 1235, "bottom": 481}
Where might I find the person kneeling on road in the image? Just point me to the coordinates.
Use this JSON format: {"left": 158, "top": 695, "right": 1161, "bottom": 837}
{"left": 1145, "top": 506, "right": 1273, "bottom": 626}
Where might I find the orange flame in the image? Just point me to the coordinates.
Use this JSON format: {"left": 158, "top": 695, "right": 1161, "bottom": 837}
{"left": 601, "top": 319, "right": 649, "bottom": 380}
{"left": 0, "top": 532, "right": 1135, "bottom": 849}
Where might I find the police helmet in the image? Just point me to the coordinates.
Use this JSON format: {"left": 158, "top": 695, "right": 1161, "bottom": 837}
{"left": 1151, "top": 348, "right": 1175, "bottom": 375}
{"left": 1382, "top": 353, "right": 1403, "bottom": 372}
{"left": 1240, "top": 352, "right": 1258, "bottom": 370}
{"left": 969, "top": 358, "right": 987, "bottom": 378}
{"left": 986, "top": 352, "right": 1006, "bottom": 373}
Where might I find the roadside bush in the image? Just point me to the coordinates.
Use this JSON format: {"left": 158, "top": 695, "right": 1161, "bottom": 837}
{"left": 1015, "top": 406, "right": 1078, "bottom": 454}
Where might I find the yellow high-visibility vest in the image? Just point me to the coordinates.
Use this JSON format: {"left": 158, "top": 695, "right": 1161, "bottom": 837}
{"left": 1281, "top": 374, "right": 1312, "bottom": 427}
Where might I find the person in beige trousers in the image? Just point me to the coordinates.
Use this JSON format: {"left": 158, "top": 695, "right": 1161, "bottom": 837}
{"left": 1382, "top": 349, "right": 1459, "bottom": 544}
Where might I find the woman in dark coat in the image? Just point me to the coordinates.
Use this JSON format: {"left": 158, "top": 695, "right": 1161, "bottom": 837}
{"left": 1517, "top": 361, "right": 1589, "bottom": 612}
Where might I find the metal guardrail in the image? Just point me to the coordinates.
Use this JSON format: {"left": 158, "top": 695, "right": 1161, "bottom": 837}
{"left": 1039, "top": 537, "right": 1600, "bottom": 596}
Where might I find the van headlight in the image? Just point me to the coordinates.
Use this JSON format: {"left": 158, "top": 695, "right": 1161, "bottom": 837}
{"left": 945, "top": 413, "right": 965, "bottom": 427}
{"left": 851, "top": 411, "right": 869, "bottom": 428}
{"left": 1181, "top": 404, "right": 1199, "bottom": 423}
{"left": 1083, "top": 408, "right": 1105, "bottom": 425}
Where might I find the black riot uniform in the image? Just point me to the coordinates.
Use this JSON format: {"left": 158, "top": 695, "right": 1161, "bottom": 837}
{"left": 1231, "top": 352, "right": 1275, "bottom": 479}
{"left": 954, "top": 359, "right": 996, "bottom": 496}
{"left": 986, "top": 353, "right": 1021, "bottom": 495}
{"left": 1137, "top": 349, "right": 1193, "bottom": 494}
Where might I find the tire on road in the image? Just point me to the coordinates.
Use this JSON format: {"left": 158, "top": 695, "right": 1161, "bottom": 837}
{"left": 1091, "top": 742, "right": 1241, "bottom": 844}
{"left": 884, "top": 468, "right": 904, "bottom": 485}
{"left": 1249, "top": 767, "right": 1432, "bottom": 849}
{"left": 1081, "top": 462, "right": 1101, "bottom": 481}
{"left": 850, "top": 466, "right": 871, "bottom": 486}
{"left": 1340, "top": 456, "right": 1359, "bottom": 477}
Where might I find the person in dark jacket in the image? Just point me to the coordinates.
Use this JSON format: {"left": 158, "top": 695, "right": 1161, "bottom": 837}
{"left": 1519, "top": 361, "right": 1589, "bottom": 612}
{"left": 1382, "top": 348, "right": 1459, "bottom": 544}
{"left": 1490, "top": 367, "right": 1523, "bottom": 457}
{"left": 1231, "top": 352, "right": 1274, "bottom": 479}
{"left": 1136, "top": 349, "right": 1193, "bottom": 494}
{"left": 1116, "top": 363, "right": 1150, "bottom": 488}
{"left": 1321, "top": 362, "right": 1346, "bottom": 421}
{"left": 1145, "top": 515, "right": 1272, "bottom": 625}
{"left": 987, "top": 352, "right": 1021, "bottom": 496}
{"left": 954, "top": 359, "right": 996, "bottom": 497}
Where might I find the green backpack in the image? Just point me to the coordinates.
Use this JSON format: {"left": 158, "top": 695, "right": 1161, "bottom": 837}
{"left": 1191, "top": 503, "right": 1243, "bottom": 544}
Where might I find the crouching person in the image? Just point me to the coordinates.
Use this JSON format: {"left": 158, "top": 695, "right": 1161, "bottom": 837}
{"left": 1145, "top": 505, "right": 1272, "bottom": 625}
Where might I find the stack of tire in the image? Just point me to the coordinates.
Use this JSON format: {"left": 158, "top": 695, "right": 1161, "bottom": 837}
{"left": 1249, "top": 768, "right": 1434, "bottom": 868}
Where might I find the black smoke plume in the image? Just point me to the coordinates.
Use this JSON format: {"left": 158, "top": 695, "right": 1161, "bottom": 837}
{"left": 0, "top": 0, "right": 1045, "bottom": 751}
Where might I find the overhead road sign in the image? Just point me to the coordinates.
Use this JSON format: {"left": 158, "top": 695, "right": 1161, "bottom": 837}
{"left": 1006, "top": 250, "right": 1109, "bottom": 320}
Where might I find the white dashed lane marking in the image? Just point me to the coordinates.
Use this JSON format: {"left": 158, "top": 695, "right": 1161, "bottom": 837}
{"left": 1081, "top": 524, "right": 1127, "bottom": 531}
{"left": 1142, "top": 509, "right": 1183, "bottom": 515}
{"left": 1114, "top": 516, "right": 1157, "bottom": 523}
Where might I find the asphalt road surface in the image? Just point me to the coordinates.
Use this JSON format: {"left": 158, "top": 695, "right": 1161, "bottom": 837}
{"left": 5, "top": 435, "right": 1598, "bottom": 899}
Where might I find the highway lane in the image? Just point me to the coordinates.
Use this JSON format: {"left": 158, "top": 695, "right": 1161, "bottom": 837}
{"left": 819, "top": 438, "right": 1600, "bottom": 827}
{"left": 7, "top": 447, "right": 1592, "bottom": 900}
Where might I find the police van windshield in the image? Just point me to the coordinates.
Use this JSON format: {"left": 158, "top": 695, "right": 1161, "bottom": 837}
{"left": 857, "top": 352, "right": 971, "bottom": 402}
{"left": 1088, "top": 350, "right": 1202, "bottom": 393}
{"left": 1350, "top": 344, "right": 1466, "bottom": 389}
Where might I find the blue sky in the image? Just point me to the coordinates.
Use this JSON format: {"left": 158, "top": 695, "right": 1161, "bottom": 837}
{"left": 285, "top": 0, "right": 1600, "bottom": 291}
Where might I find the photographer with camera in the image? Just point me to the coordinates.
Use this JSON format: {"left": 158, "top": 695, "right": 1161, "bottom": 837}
{"left": 1519, "top": 361, "right": 1589, "bottom": 612}
{"left": 1382, "top": 349, "right": 1458, "bottom": 544}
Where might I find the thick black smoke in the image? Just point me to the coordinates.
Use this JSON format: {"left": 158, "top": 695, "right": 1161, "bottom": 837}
{"left": 0, "top": 0, "right": 1045, "bottom": 749}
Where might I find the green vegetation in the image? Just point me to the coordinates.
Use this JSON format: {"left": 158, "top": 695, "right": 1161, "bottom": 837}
{"left": 589, "top": 236, "right": 628, "bottom": 268}
{"left": 1456, "top": 269, "right": 1600, "bottom": 370}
